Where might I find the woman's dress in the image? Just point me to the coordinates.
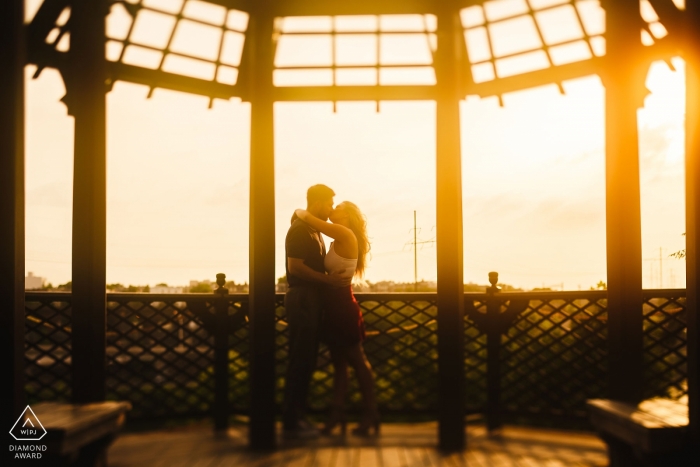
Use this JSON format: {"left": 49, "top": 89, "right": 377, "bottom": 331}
{"left": 321, "top": 243, "right": 365, "bottom": 348}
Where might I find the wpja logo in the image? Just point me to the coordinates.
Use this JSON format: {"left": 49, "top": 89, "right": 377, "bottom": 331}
{"left": 9, "top": 406, "right": 47, "bottom": 460}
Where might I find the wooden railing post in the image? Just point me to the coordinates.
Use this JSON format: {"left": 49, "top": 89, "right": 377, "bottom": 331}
{"left": 485, "top": 272, "right": 502, "bottom": 432}
{"left": 435, "top": 0, "right": 467, "bottom": 451}
{"left": 685, "top": 0, "right": 700, "bottom": 451}
{"left": 69, "top": 0, "right": 108, "bottom": 404}
{"left": 246, "top": 2, "right": 277, "bottom": 450}
{"left": 601, "top": 0, "right": 645, "bottom": 403}
{"left": 0, "top": 0, "right": 26, "bottom": 428}
{"left": 213, "top": 273, "right": 229, "bottom": 431}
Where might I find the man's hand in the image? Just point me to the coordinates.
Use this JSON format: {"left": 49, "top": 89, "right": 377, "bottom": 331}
{"left": 288, "top": 258, "right": 351, "bottom": 287}
{"left": 324, "top": 269, "right": 352, "bottom": 288}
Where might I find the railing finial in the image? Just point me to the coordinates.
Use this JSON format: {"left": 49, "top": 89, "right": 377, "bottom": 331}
{"left": 215, "top": 273, "right": 228, "bottom": 296}
{"left": 487, "top": 271, "right": 501, "bottom": 295}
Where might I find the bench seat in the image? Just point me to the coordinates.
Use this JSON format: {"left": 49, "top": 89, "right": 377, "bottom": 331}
{"left": 32, "top": 401, "right": 131, "bottom": 466}
{"left": 587, "top": 397, "right": 691, "bottom": 466}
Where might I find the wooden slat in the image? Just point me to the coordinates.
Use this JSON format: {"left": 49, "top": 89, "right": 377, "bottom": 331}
{"left": 278, "top": 447, "right": 312, "bottom": 467}
{"left": 333, "top": 446, "right": 356, "bottom": 467}
{"left": 108, "top": 423, "right": 609, "bottom": 466}
{"left": 32, "top": 402, "right": 131, "bottom": 434}
{"left": 380, "top": 447, "right": 404, "bottom": 467}
{"left": 357, "top": 448, "right": 381, "bottom": 467}
{"left": 312, "top": 448, "right": 335, "bottom": 467}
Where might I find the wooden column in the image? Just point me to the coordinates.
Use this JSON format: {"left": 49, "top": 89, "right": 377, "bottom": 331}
{"left": 0, "top": 0, "right": 26, "bottom": 428}
{"left": 485, "top": 273, "right": 502, "bottom": 432}
{"left": 246, "top": 2, "right": 277, "bottom": 451}
{"left": 434, "top": 1, "right": 466, "bottom": 451}
{"left": 69, "top": 0, "right": 108, "bottom": 403}
{"left": 685, "top": 0, "right": 700, "bottom": 450}
{"left": 213, "top": 274, "right": 230, "bottom": 431}
{"left": 601, "top": 0, "right": 646, "bottom": 403}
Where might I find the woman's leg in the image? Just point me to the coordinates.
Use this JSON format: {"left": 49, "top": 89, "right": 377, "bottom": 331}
{"left": 330, "top": 347, "right": 349, "bottom": 409}
{"left": 322, "top": 346, "right": 349, "bottom": 434}
{"left": 344, "top": 343, "right": 377, "bottom": 415}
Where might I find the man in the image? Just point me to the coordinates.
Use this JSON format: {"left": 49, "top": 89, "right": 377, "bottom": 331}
{"left": 283, "top": 184, "right": 350, "bottom": 438}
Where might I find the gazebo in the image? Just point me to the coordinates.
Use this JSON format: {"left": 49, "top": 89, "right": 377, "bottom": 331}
{"left": 1, "top": 0, "right": 698, "bottom": 459}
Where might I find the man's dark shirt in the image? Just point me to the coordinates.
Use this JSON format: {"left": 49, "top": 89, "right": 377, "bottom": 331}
{"left": 285, "top": 219, "right": 326, "bottom": 288}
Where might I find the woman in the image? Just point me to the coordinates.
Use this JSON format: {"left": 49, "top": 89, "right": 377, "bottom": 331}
{"left": 294, "top": 201, "right": 378, "bottom": 436}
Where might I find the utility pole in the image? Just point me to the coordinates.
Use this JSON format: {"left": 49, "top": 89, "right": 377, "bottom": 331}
{"left": 644, "top": 247, "right": 666, "bottom": 288}
{"left": 659, "top": 247, "right": 663, "bottom": 288}
{"left": 406, "top": 211, "right": 435, "bottom": 292}
{"left": 414, "top": 211, "right": 418, "bottom": 291}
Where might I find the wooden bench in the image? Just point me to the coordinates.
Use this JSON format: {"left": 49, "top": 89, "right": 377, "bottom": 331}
{"left": 32, "top": 401, "right": 131, "bottom": 466}
{"left": 587, "top": 397, "right": 691, "bottom": 466}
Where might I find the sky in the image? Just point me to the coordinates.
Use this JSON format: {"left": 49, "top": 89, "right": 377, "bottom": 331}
{"left": 23, "top": 0, "right": 687, "bottom": 290}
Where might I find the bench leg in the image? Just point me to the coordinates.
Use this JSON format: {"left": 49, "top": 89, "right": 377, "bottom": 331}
{"left": 602, "top": 435, "right": 645, "bottom": 467}
{"left": 75, "top": 435, "right": 115, "bottom": 467}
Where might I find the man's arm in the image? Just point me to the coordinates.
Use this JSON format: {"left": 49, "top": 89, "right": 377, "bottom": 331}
{"left": 295, "top": 209, "right": 354, "bottom": 242}
{"left": 288, "top": 258, "right": 351, "bottom": 287}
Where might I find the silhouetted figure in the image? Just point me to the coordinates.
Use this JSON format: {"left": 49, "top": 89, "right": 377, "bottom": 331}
{"left": 283, "top": 184, "right": 348, "bottom": 439}
{"left": 294, "top": 201, "right": 378, "bottom": 437}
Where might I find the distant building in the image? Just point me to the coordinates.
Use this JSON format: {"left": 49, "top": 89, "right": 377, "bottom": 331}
{"left": 276, "top": 276, "right": 288, "bottom": 293}
{"left": 25, "top": 272, "right": 45, "bottom": 290}
{"left": 189, "top": 280, "right": 212, "bottom": 287}
{"left": 151, "top": 285, "right": 185, "bottom": 294}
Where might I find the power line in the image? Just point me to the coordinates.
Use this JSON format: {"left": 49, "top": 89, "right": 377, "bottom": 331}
{"left": 643, "top": 247, "right": 665, "bottom": 288}
{"left": 405, "top": 210, "right": 435, "bottom": 291}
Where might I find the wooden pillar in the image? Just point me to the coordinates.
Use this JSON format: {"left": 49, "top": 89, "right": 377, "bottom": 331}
{"left": 246, "top": 2, "right": 277, "bottom": 451}
{"left": 434, "top": 1, "right": 466, "bottom": 451}
{"left": 485, "top": 273, "right": 502, "bottom": 432}
{"left": 213, "top": 274, "right": 230, "bottom": 431}
{"left": 685, "top": 0, "right": 700, "bottom": 450}
{"left": 69, "top": 0, "right": 108, "bottom": 403}
{"left": 601, "top": 0, "right": 646, "bottom": 403}
{"left": 0, "top": 0, "right": 26, "bottom": 428}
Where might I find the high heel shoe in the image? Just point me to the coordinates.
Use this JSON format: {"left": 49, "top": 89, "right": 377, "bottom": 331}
{"left": 321, "top": 405, "right": 347, "bottom": 436}
{"left": 351, "top": 410, "right": 380, "bottom": 437}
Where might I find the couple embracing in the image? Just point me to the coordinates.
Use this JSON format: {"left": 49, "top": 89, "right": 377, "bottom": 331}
{"left": 282, "top": 184, "right": 378, "bottom": 439}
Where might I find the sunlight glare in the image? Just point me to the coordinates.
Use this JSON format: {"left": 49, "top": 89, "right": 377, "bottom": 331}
{"left": 143, "top": 0, "right": 183, "bottom": 15}
{"left": 483, "top": 0, "right": 529, "bottom": 22}
{"left": 170, "top": 20, "right": 222, "bottom": 61}
{"left": 488, "top": 16, "right": 542, "bottom": 57}
{"left": 535, "top": 5, "right": 584, "bottom": 45}
{"left": 107, "top": 3, "right": 133, "bottom": 41}
{"left": 131, "top": 10, "right": 176, "bottom": 50}
{"left": 183, "top": 0, "right": 226, "bottom": 26}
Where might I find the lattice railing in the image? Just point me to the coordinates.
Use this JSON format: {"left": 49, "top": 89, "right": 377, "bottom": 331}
{"left": 464, "top": 296, "right": 488, "bottom": 414}
{"left": 106, "top": 294, "right": 215, "bottom": 419}
{"left": 274, "top": 293, "right": 440, "bottom": 414}
{"left": 24, "top": 289, "right": 687, "bottom": 424}
{"left": 353, "top": 294, "right": 439, "bottom": 413}
{"left": 496, "top": 291, "right": 609, "bottom": 421}
{"left": 642, "top": 290, "right": 687, "bottom": 400}
{"left": 25, "top": 293, "right": 73, "bottom": 403}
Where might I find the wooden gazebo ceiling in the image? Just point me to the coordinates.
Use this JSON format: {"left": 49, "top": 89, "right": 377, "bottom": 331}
{"left": 26, "top": 0, "right": 687, "bottom": 106}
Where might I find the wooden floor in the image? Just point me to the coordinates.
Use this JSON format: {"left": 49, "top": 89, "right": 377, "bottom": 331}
{"left": 108, "top": 422, "right": 608, "bottom": 467}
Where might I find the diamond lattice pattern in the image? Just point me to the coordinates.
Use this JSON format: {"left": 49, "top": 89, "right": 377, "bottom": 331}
{"left": 643, "top": 295, "right": 687, "bottom": 400}
{"left": 24, "top": 290, "right": 687, "bottom": 423}
{"left": 500, "top": 296, "right": 608, "bottom": 419}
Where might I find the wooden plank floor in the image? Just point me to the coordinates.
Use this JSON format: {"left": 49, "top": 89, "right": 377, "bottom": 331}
{"left": 108, "top": 423, "right": 608, "bottom": 466}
